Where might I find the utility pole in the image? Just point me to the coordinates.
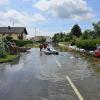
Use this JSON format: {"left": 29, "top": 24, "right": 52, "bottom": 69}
{"left": 35, "top": 27, "right": 36, "bottom": 37}
{"left": 13, "top": 20, "right": 14, "bottom": 27}
{"left": 34, "top": 27, "right": 37, "bottom": 42}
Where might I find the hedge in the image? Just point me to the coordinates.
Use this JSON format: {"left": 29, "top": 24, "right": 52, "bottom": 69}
{"left": 14, "top": 40, "right": 33, "bottom": 47}
{"left": 75, "top": 39, "right": 100, "bottom": 50}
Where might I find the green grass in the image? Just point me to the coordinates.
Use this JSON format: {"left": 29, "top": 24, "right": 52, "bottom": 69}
{"left": 0, "top": 55, "right": 19, "bottom": 63}
{"left": 59, "top": 42, "right": 68, "bottom": 45}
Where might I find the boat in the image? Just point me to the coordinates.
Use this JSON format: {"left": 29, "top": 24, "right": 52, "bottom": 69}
{"left": 94, "top": 47, "right": 100, "bottom": 57}
{"left": 44, "top": 47, "right": 59, "bottom": 55}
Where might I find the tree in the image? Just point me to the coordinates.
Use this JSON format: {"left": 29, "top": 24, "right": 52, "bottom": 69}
{"left": 64, "top": 33, "right": 72, "bottom": 42}
{"left": 37, "top": 37, "right": 46, "bottom": 43}
{"left": 92, "top": 21, "right": 100, "bottom": 38}
{"left": 52, "top": 32, "right": 66, "bottom": 43}
{"left": 52, "top": 33, "right": 61, "bottom": 43}
{"left": 82, "top": 29, "right": 95, "bottom": 39}
{"left": 71, "top": 24, "right": 82, "bottom": 37}
{"left": 59, "top": 32, "right": 66, "bottom": 42}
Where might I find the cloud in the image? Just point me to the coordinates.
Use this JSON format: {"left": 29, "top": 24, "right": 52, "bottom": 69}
{"left": 22, "top": 0, "right": 31, "bottom": 2}
{"left": 34, "top": 0, "right": 93, "bottom": 20}
{"left": 0, "top": 0, "right": 9, "bottom": 5}
{"left": 0, "top": 9, "right": 46, "bottom": 26}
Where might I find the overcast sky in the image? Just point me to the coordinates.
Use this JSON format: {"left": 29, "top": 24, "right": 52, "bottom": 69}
{"left": 0, "top": 0, "right": 100, "bottom": 37}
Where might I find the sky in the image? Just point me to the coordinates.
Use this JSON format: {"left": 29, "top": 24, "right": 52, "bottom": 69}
{"left": 0, "top": 0, "right": 100, "bottom": 37}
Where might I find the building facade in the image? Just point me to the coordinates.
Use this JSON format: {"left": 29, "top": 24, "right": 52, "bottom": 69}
{"left": 32, "top": 36, "right": 52, "bottom": 43}
{"left": 0, "top": 26, "right": 28, "bottom": 40}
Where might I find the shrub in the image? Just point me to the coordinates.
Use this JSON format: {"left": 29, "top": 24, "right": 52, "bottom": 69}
{"left": 0, "top": 39, "right": 7, "bottom": 58}
{"left": 0, "top": 51, "right": 7, "bottom": 58}
{"left": 14, "top": 40, "right": 33, "bottom": 47}
{"left": 37, "top": 38, "right": 46, "bottom": 43}
{"left": 75, "top": 39, "right": 100, "bottom": 50}
{"left": 6, "top": 36, "right": 13, "bottom": 41}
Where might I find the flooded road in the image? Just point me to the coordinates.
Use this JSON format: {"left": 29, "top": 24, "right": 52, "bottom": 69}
{"left": 0, "top": 48, "right": 100, "bottom": 100}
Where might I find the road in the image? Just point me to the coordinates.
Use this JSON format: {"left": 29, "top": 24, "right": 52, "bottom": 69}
{"left": 0, "top": 48, "right": 100, "bottom": 100}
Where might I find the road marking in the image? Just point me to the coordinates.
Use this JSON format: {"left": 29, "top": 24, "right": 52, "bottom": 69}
{"left": 52, "top": 55, "right": 61, "bottom": 68}
{"left": 52, "top": 55, "right": 84, "bottom": 100}
{"left": 66, "top": 76, "right": 84, "bottom": 100}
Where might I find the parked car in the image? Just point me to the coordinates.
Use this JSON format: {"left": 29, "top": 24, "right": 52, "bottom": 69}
{"left": 94, "top": 47, "right": 100, "bottom": 57}
{"left": 44, "top": 47, "right": 59, "bottom": 55}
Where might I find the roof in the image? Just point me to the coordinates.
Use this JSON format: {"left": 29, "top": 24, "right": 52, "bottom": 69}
{"left": 0, "top": 27, "right": 28, "bottom": 35}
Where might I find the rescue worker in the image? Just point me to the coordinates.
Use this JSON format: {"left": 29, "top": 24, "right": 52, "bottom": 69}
{"left": 43, "top": 43, "right": 48, "bottom": 49}
{"left": 39, "top": 44, "right": 43, "bottom": 51}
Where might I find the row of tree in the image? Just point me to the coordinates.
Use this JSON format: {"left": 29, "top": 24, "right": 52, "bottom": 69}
{"left": 52, "top": 21, "right": 100, "bottom": 43}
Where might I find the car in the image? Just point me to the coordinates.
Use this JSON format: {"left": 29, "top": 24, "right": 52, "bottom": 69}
{"left": 44, "top": 47, "right": 59, "bottom": 55}
{"left": 94, "top": 47, "right": 100, "bottom": 57}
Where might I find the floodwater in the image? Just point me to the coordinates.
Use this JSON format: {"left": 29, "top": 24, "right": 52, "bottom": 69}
{"left": 0, "top": 48, "right": 100, "bottom": 100}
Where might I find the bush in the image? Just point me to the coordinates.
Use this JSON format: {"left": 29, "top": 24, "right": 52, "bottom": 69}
{"left": 0, "top": 40, "right": 7, "bottom": 58}
{"left": 14, "top": 40, "right": 33, "bottom": 47}
{"left": 0, "top": 52, "right": 7, "bottom": 58}
{"left": 37, "top": 38, "right": 46, "bottom": 43}
{"left": 75, "top": 39, "right": 100, "bottom": 50}
{"left": 6, "top": 36, "right": 13, "bottom": 41}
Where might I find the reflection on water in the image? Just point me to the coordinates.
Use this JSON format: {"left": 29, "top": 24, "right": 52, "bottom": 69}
{"left": 56, "top": 46, "right": 100, "bottom": 75}
{"left": 0, "top": 54, "right": 21, "bottom": 76}
{"left": 87, "top": 57, "right": 100, "bottom": 74}
{"left": 40, "top": 51, "right": 43, "bottom": 56}
{"left": 0, "top": 56, "right": 20, "bottom": 68}
{"left": 0, "top": 47, "right": 100, "bottom": 82}
{"left": 10, "top": 56, "right": 20, "bottom": 65}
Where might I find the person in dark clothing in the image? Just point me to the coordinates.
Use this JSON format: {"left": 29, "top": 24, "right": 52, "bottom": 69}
{"left": 43, "top": 43, "right": 48, "bottom": 49}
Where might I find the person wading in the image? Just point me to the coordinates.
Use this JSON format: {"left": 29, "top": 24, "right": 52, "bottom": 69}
{"left": 43, "top": 43, "right": 48, "bottom": 49}
{"left": 39, "top": 44, "right": 43, "bottom": 51}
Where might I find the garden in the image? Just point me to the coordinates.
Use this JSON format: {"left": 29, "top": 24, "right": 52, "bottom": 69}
{"left": 0, "top": 37, "right": 34, "bottom": 63}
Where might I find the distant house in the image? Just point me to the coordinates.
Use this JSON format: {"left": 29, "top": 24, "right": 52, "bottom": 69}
{"left": 45, "top": 36, "right": 52, "bottom": 43}
{"left": 0, "top": 26, "right": 28, "bottom": 40}
{"left": 31, "top": 36, "right": 52, "bottom": 43}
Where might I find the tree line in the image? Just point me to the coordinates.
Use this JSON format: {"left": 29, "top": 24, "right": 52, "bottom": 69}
{"left": 52, "top": 21, "right": 100, "bottom": 50}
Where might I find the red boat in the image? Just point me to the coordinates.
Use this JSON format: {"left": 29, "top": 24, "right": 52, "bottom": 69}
{"left": 94, "top": 47, "right": 100, "bottom": 57}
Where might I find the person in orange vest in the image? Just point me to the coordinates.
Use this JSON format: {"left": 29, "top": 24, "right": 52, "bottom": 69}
{"left": 39, "top": 44, "right": 43, "bottom": 51}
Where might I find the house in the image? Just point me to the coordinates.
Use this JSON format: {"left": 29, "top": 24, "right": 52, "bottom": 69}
{"left": 45, "top": 36, "right": 52, "bottom": 43}
{"left": 31, "top": 36, "right": 52, "bottom": 43}
{"left": 0, "top": 26, "right": 28, "bottom": 40}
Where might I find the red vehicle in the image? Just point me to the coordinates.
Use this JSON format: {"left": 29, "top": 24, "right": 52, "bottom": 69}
{"left": 94, "top": 47, "right": 100, "bottom": 57}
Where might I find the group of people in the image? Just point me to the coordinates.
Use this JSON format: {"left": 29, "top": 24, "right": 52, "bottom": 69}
{"left": 39, "top": 43, "right": 48, "bottom": 51}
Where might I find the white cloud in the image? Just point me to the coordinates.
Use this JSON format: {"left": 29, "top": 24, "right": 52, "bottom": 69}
{"left": 0, "top": 0, "right": 9, "bottom": 5}
{"left": 34, "top": 0, "right": 93, "bottom": 20}
{"left": 22, "top": 0, "right": 31, "bottom": 2}
{"left": 32, "top": 13, "right": 46, "bottom": 23}
{"left": 0, "top": 9, "right": 46, "bottom": 27}
{"left": 0, "top": 9, "right": 46, "bottom": 36}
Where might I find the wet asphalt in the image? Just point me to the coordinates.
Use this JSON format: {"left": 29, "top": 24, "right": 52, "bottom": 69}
{"left": 0, "top": 48, "right": 100, "bottom": 100}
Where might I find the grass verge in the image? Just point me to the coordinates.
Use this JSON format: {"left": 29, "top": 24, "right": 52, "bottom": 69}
{"left": 0, "top": 55, "right": 19, "bottom": 63}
